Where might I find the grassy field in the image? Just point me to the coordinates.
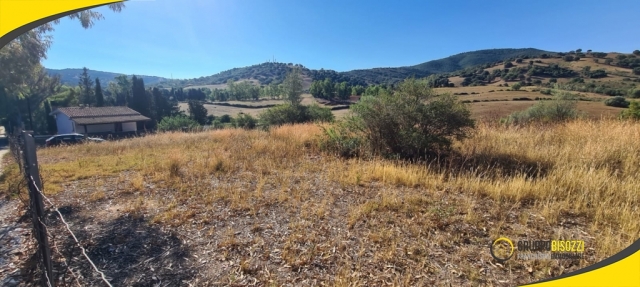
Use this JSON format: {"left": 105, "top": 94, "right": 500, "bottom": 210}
{"left": 2, "top": 118, "right": 639, "bottom": 286}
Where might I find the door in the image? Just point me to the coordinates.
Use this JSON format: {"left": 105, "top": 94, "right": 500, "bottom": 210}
{"left": 115, "top": 122, "right": 123, "bottom": 132}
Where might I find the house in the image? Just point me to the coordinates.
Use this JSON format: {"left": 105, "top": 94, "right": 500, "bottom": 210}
{"left": 49, "top": 106, "right": 151, "bottom": 135}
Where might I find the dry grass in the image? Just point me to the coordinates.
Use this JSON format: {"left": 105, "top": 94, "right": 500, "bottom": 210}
{"left": 2, "top": 119, "right": 639, "bottom": 286}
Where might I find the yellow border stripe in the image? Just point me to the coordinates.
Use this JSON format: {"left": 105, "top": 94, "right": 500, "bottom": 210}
{"left": 0, "top": 0, "right": 124, "bottom": 48}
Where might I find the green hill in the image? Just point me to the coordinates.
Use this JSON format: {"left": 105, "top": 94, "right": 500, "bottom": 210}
{"left": 46, "top": 68, "right": 168, "bottom": 86}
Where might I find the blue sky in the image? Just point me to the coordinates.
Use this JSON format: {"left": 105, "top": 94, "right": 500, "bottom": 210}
{"left": 41, "top": 0, "right": 640, "bottom": 79}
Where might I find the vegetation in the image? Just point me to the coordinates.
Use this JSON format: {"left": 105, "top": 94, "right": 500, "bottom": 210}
{"left": 187, "top": 100, "right": 208, "bottom": 125}
{"left": 620, "top": 101, "right": 640, "bottom": 120}
{"left": 502, "top": 93, "right": 582, "bottom": 125}
{"left": 322, "top": 78, "right": 475, "bottom": 159}
{"left": 604, "top": 97, "right": 630, "bottom": 108}
{"left": 157, "top": 115, "right": 200, "bottom": 132}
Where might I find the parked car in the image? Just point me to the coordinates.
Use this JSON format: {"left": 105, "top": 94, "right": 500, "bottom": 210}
{"left": 45, "top": 133, "right": 105, "bottom": 147}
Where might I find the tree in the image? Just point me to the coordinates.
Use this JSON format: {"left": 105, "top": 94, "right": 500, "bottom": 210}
{"left": 324, "top": 78, "right": 475, "bottom": 159}
{"left": 78, "top": 67, "right": 95, "bottom": 106}
{"left": 633, "top": 67, "right": 640, "bottom": 76}
{"left": 634, "top": 50, "right": 640, "bottom": 56}
{"left": 187, "top": 100, "right": 208, "bottom": 125}
{"left": 504, "top": 62, "right": 514, "bottom": 68}
{"left": 43, "top": 100, "right": 56, "bottom": 134}
{"left": 511, "top": 82, "right": 522, "bottom": 91}
{"left": 605, "top": 58, "right": 613, "bottom": 65}
{"left": 19, "top": 65, "right": 61, "bottom": 130}
{"left": 282, "top": 67, "right": 303, "bottom": 106}
{"left": 563, "top": 55, "right": 575, "bottom": 62}
{"left": 95, "top": 78, "right": 104, "bottom": 107}
{"left": 129, "top": 76, "right": 155, "bottom": 129}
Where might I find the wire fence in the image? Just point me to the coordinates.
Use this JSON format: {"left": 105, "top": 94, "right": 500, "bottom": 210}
{"left": 8, "top": 128, "right": 113, "bottom": 287}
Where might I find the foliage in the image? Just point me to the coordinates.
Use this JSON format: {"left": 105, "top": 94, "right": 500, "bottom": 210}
{"left": 323, "top": 78, "right": 475, "bottom": 159}
{"left": 633, "top": 50, "right": 640, "bottom": 56}
{"left": 157, "top": 115, "right": 200, "bottom": 132}
{"left": 233, "top": 113, "right": 257, "bottom": 129}
{"left": 604, "top": 97, "right": 630, "bottom": 108}
{"left": 282, "top": 67, "right": 304, "bottom": 106}
{"left": 187, "top": 100, "right": 208, "bottom": 125}
{"left": 620, "top": 101, "right": 640, "bottom": 120}
{"left": 629, "top": 88, "right": 640, "bottom": 99}
{"left": 502, "top": 95, "right": 581, "bottom": 125}
{"left": 633, "top": 67, "right": 640, "bottom": 76}
{"left": 259, "top": 103, "right": 334, "bottom": 127}
{"left": 78, "top": 67, "right": 95, "bottom": 106}
{"left": 511, "top": 82, "right": 522, "bottom": 91}
{"left": 95, "top": 78, "right": 104, "bottom": 107}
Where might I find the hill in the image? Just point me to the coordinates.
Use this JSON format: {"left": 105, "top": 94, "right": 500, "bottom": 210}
{"left": 151, "top": 48, "right": 556, "bottom": 88}
{"left": 46, "top": 68, "right": 168, "bottom": 86}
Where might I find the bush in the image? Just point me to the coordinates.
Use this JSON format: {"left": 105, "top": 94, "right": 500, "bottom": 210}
{"left": 620, "top": 101, "right": 640, "bottom": 120}
{"left": 157, "top": 115, "right": 200, "bottom": 132}
{"left": 219, "top": 114, "right": 232, "bottom": 123}
{"left": 259, "top": 103, "right": 334, "bottom": 127}
{"left": 233, "top": 113, "right": 257, "bottom": 129}
{"left": 511, "top": 82, "right": 522, "bottom": 91}
{"left": 629, "top": 88, "right": 640, "bottom": 98}
{"left": 504, "top": 62, "right": 514, "bottom": 68}
{"left": 502, "top": 96, "right": 581, "bottom": 125}
{"left": 633, "top": 67, "right": 640, "bottom": 76}
{"left": 563, "top": 55, "right": 575, "bottom": 62}
{"left": 604, "top": 97, "right": 630, "bottom": 108}
{"left": 321, "top": 78, "right": 475, "bottom": 159}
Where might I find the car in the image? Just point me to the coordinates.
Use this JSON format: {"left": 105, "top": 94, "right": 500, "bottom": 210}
{"left": 45, "top": 133, "right": 105, "bottom": 147}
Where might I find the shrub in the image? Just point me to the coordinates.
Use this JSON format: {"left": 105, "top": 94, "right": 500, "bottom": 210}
{"left": 563, "top": 55, "right": 575, "bottom": 62}
{"left": 540, "top": 89, "right": 552, "bottom": 95}
{"left": 629, "top": 88, "right": 640, "bottom": 98}
{"left": 321, "top": 78, "right": 475, "bottom": 159}
{"left": 633, "top": 67, "right": 640, "bottom": 76}
{"left": 620, "top": 101, "right": 640, "bottom": 120}
{"left": 219, "top": 114, "right": 232, "bottom": 123}
{"left": 234, "top": 113, "right": 257, "bottom": 129}
{"left": 504, "top": 62, "right": 514, "bottom": 68}
{"left": 511, "top": 82, "right": 522, "bottom": 91}
{"left": 502, "top": 96, "right": 581, "bottom": 125}
{"left": 157, "top": 115, "right": 200, "bottom": 132}
{"left": 604, "top": 97, "right": 630, "bottom": 108}
{"left": 259, "top": 103, "right": 334, "bottom": 127}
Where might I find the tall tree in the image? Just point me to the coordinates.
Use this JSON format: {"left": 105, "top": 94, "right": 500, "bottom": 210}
{"left": 78, "top": 67, "right": 94, "bottom": 106}
{"left": 282, "top": 67, "right": 304, "bottom": 106}
{"left": 44, "top": 100, "right": 56, "bottom": 134}
{"left": 21, "top": 65, "right": 61, "bottom": 130}
{"left": 95, "top": 78, "right": 104, "bottom": 107}
{"left": 187, "top": 100, "right": 208, "bottom": 125}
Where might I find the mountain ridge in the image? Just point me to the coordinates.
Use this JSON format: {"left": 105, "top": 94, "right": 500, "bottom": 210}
{"left": 47, "top": 48, "right": 555, "bottom": 88}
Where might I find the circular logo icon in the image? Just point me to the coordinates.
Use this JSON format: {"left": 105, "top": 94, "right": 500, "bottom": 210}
{"left": 490, "top": 237, "right": 515, "bottom": 262}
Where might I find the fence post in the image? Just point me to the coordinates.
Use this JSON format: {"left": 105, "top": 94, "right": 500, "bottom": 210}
{"left": 21, "top": 130, "right": 55, "bottom": 287}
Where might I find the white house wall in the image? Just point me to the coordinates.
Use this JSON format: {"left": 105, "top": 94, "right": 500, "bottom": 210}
{"left": 122, "top": 122, "right": 137, "bottom": 132}
{"left": 54, "top": 113, "right": 74, "bottom": 134}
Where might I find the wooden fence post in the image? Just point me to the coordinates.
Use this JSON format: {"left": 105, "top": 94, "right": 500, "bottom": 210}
{"left": 21, "top": 130, "right": 55, "bottom": 287}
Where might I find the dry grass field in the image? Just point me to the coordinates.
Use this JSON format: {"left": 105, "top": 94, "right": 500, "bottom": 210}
{"left": 2, "top": 118, "right": 639, "bottom": 286}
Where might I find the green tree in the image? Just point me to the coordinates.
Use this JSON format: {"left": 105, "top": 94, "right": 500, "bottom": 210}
{"left": 324, "top": 78, "right": 475, "bottom": 159}
{"left": 157, "top": 115, "right": 199, "bottom": 132}
{"left": 43, "top": 100, "right": 56, "bottom": 134}
{"left": 187, "top": 100, "right": 208, "bottom": 125}
{"left": 95, "top": 78, "right": 104, "bottom": 107}
{"left": 78, "top": 67, "right": 94, "bottom": 106}
{"left": 633, "top": 50, "right": 640, "bottom": 56}
{"left": 282, "top": 67, "right": 304, "bottom": 106}
{"left": 604, "top": 97, "right": 630, "bottom": 108}
{"left": 633, "top": 67, "right": 640, "bottom": 76}
{"left": 620, "top": 101, "right": 640, "bottom": 120}
{"left": 511, "top": 82, "right": 522, "bottom": 91}
{"left": 19, "top": 65, "right": 61, "bottom": 130}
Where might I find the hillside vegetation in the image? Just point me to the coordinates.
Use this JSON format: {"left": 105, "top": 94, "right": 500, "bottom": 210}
{"left": 46, "top": 68, "right": 168, "bottom": 86}
{"left": 151, "top": 48, "right": 554, "bottom": 88}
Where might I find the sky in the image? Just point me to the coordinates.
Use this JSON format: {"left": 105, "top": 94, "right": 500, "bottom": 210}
{"left": 40, "top": 0, "right": 640, "bottom": 80}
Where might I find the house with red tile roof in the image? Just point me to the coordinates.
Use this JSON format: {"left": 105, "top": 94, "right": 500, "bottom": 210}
{"left": 49, "top": 106, "right": 150, "bottom": 135}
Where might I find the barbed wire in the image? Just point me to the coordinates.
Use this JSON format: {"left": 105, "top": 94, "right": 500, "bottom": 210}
{"left": 29, "top": 175, "right": 114, "bottom": 287}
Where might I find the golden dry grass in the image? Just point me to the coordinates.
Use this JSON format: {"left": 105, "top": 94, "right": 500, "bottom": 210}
{"left": 2, "top": 119, "right": 639, "bottom": 286}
